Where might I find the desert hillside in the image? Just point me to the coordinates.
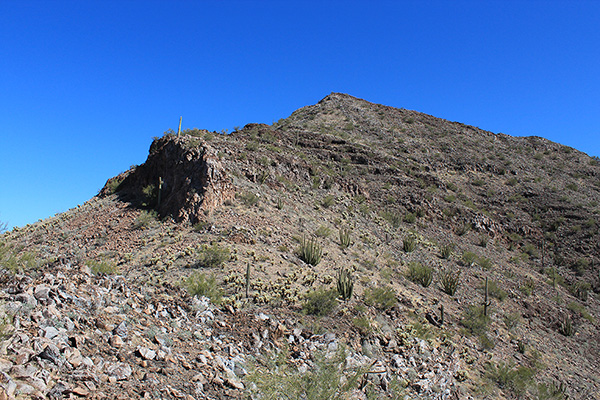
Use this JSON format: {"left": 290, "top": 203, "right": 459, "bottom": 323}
{"left": 1, "top": 93, "right": 599, "bottom": 399}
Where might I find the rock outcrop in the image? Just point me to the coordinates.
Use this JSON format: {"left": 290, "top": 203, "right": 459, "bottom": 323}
{"left": 100, "top": 135, "right": 234, "bottom": 224}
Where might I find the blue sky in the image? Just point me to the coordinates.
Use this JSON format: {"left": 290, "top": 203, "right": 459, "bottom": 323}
{"left": 1, "top": 0, "right": 599, "bottom": 229}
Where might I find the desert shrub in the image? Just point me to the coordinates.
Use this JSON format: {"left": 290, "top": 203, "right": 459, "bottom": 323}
{"left": 86, "top": 259, "right": 118, "bottom": 275}
{"left": 352, "top": 316, "right": 374, "bottom": 336}
{"left": 403, "top": 212, "right": 416, "bottom": 224}
{"left": 571, "top": 258, "right": 589, "bottom": 275}
{"left": 455, "top": 222, "right": 471, "bottom": 236}
{"left": 462, "top": 251, "right": 477, "bottom": 266}
{"left": 439, "top": 243, "right": 455, "bottom": 259}
{"left": 519, "top": 278, "right": 535, "bottom": 296}
{"left": 403, "top": 235, "right": 417, "bottom": 252}
{"left": 536, "top": 381, "right": 567, "bottom": 400}
{"left": 503, "top": 312, "right": 521, "bottom": 331}
{"left": 314, "top": 226, "right": 331, "bottom": 238}
{"left": 0, "top": 245, "right": 38, "bottom": 273}
{"left": 522, "top": 243, "right": 539, "bottom": 259}
{"left": 570, "top": 281, "right": 591, "bottom": 301}
{"left": 195, "top": 243, "right": 230, "bottom": 268}
{"left": 247, "top": 346, "right": 373, "bottom": 400}
{"left": 193, "top": 220, "right": 211, "bottom": 232}
{"left": 321, "top": 194, "right": 335, "bottom": 208}
{"left": 298, "top": 236, "right": 323, "bottom": 266}
{"left": 141, "top": 184, "right": 157, "bottom": 206}
{"left": 567, "top": 301, "right": 594, "bottom": 322}
{"left": 460, "top": 305, "right": 490, "bottom": 336}
{"left": 133, "top": 210, "right": 158, "bottom": 229}
{"left": 381, "top": 210, "right": 402, "bottom": 228}
{"left": 183, "top": 271, "right": 222, "bottom": 304}
{"left": 105, "top": 177, "right": 124, "bottom": 194}
{"left": 485, "top": 280, "right": 507, "bottom": 301}
{"left": 439, "top": 267, "right": 461, "bottom": 295}
{"left": 478, "top": 257, "right": 493, "bottom": 270}
{"left": 303, "top": 288, "right": 338, "bottom": 316}
{"left": 406, "top": 262, "right": 433, "bottom": 288}
{"left": 485, "top": 361, "right": 534, "bottom": 397}
{"left": 338, "top": 227, "right": 351, "bottom": 249}
{"left": 363, "top": 286, "right": 396, "bottom": 310}
{"left": 237, "top": 191, "right": 259, "bottom": 206}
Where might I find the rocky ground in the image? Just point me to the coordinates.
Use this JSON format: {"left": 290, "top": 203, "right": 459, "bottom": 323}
{"left": 1, "top": 93, "right": 599, "bottom": 399}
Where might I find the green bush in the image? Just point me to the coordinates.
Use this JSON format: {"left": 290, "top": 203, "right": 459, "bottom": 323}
{"left": 485, "top": 280, "right": 507, "bottom": 301}
{"left": 303, "top": 288, "right": 338, "bottom": 316}
{"left": 478, "top": 257, "right": 493, "bottom": 270}
{"left": 321, "top": 194, "right": 335, "bottom": 208}
{"left": 195, "top": 243, "right": 230, "bottom": 268}
{"left": 141, "top": 184, "right": 157, "bottom": 206}
{"left": 485, "top": 361, "right": 534, "bottom": 397}
{"left": 363, "top": 286, "right": 397, "bottom": 310}
{"left": 406, "top": 262, "right": 433, "bottom": 288}
{"left": 403, "top": 212, "right": 416, "bottom": 224}
{"left": 461, "top": 251, "right": 477, "bottom": 266}
{"left": 460, "top": 305, "right": 490, "bottom": 336}
{"left": 381, "top": 210, "right": 402, "bottom": 228}
{"left": 237, "top": 191, "right": 259, "bottom": 206}
{"left": 183, "top": 271, "right": 222, "bottom": 304}
{"left": 246, "top": 346, "right": 373, "bottom": 400}
{"left": 105, "top": 177, "right": 124, "bottom": 194}
{"left": 314, "top": 226, "right": 331, "bottom": 238}
{"left": 298, "top": 236, "right": 323, "bottom": 266}
{"left": 86, "top": 260, "right": 118, "bottom": 275}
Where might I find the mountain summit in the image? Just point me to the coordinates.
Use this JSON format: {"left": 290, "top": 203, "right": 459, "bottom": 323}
{"left": 1, "top": 94, "right": 599, "bottom": 399}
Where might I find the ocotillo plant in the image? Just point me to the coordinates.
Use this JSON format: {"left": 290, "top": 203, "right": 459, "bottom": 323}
{"left": 299, "top": 236, "right": 323, "bottom": 266}
{"left": 483, "top": 277, "right": 491, "bottom": 316}
{"left": 337, "top": 268, "right": 354, "bottom": 301}
{"left": 178, "top": 116, "right": 182, "bottom": 136}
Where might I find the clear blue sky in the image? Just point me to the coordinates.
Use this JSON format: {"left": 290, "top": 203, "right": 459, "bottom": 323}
{"left": 1, "top": 0, "right": 599, "bottom": 229}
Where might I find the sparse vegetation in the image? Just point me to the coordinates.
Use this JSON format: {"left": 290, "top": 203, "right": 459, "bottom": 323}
{"left": 363, "top": 286, "right": 397, "bottom": 310}
{"left": 194, "top": 243, "right": 231, "bottom": 268}
{"left": 406, "top": 262, "right": 433, "bottom": 287}
{"left": 183, "top": 272, "right": 223, "bottom": 304}
{"left": 303, "top": 287, "right": 338, "bottom": 316}
{"left": 86, "top": 259, "right": 118, "bottom": 275}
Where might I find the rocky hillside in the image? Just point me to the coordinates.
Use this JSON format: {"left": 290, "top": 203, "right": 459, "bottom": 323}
{"left": 1, "top": 93, "right": 599, "bottom": 399}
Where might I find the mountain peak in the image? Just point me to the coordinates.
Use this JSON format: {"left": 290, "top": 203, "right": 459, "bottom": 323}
{"left": 1, "top": 94, "right": 598, "bottom": 399}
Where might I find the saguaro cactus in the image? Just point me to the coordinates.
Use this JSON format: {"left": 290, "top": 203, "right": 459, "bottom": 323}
{"left": 245, "top": 263, "right": 251, "bottom": 299}
{"left": 483, "top": 277, "right": 491, "bottom": 316}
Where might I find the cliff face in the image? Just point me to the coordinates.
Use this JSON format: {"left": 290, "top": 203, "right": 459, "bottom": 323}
{"left": 100, "top": 135, "right": 235, "bottom": 224}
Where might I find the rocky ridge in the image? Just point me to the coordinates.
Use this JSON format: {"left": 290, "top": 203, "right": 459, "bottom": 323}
{"left": 1, "top": 93, "right": 599, "bottom": 399}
